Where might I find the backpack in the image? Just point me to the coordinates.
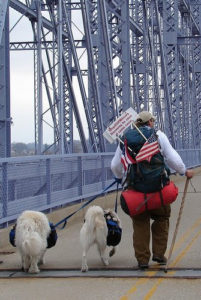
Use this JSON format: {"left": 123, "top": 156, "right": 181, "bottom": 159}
{"left": 120, "top": 181, "right": 178, "bottom": 217}
{"left": 104, "top": 213, "right": 122, "bottom": 247}
{"left": 47, "top": 223, "right": 58, "bottom": 248}
{"left": 9, "top": 223, "right": 58, "bottom": 249}
{"left": 122, "top": 126, "right": 170, "bottom": 193}
{"left": 9, "top": 225, "right": 16, "bottom": 247}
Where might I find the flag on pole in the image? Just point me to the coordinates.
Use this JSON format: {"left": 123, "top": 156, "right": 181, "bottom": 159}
{"left": 121, "top": 140, "right": 136, "bottom": 171}
{"left": 135, "top": 131, "right": 160, "bottom": 163}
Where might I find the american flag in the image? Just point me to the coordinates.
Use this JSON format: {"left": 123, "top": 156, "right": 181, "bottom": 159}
{"left": 121, "top": 139, "right": 136, "bottom": 171}
{"left": 135, "top": 131, "right": 160, "bottom": 163}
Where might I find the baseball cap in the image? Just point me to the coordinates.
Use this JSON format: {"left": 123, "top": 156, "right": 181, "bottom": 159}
{"left": 136, "top": 111, "right": 155, "bottom": 123}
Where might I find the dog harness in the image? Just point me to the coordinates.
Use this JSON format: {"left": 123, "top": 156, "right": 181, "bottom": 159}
{"left": 104, "top": 212, "right": 122, "bottom": 247}
{"left": 47, "top": 223, "right": 58, "bottom": 248}
{"left": 9, "top": 222, "right": 58, "bottom": 248}
{"left": 9, "top": 224, "right": 16, "bottom": 247}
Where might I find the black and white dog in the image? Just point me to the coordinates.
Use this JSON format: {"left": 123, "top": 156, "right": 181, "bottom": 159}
{"left": 80, "top": 205, "right": 122, "bottom": 272}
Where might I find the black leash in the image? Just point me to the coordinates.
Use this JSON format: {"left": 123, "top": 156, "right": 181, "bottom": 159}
{"left": 54, "top": 180, "right": 117, "bottom": 229}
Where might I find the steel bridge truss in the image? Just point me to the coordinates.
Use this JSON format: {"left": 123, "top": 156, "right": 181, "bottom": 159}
{"left": 1, "top": 0, "right": 201, "bottom": 155}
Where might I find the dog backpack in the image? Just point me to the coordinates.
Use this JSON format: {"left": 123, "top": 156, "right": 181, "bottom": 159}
{"left": 47, "top": 222, "right": 58, "bottom": 248}
{"left": 122, "top": 126, "right": 170, "bottom": 193}
{"left": 9, "top": 225, "right": 16, "bottom": 247}
{"left": 9, "top": 222, "right": 58, "bottom": 248}
{"left": 104, "top": 213, "right": 122, "bottom": 247}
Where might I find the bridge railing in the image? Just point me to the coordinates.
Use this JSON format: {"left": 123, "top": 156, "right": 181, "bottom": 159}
{"left": 0, "top": 150, "right": 200, "bottom": 227}
{"left": 0, "top": 153, "right": 115, "bottom": 227}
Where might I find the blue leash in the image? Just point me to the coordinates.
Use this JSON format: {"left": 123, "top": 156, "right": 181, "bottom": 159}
{"left": 54, "top": 180, "right": 117, "bottom": 229}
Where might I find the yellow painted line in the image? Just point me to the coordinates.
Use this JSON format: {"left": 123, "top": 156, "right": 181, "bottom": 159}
{"left": 143, "top": 229, "right": 201, "bottom": 300}
{"left": 120, "top": 278, "right": 149, "bottom": 300}
{"left": 143, "top": 278, "right": 164, "bottom": 300}
{"left": 170, "top": 229, "right": 201, "bottom": 268}
{"left": 120, "top": 217, "right": 201, "bottom": 300}
{"left": 171, "top": 217, "right": 201, "bottom": 252}
{"left": 120, "top": 275, "right": 155, "bottom": 300}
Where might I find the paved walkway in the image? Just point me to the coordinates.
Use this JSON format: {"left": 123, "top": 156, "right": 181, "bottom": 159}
{"left": 1, "top": 167, "right": 201, "bottom": 299}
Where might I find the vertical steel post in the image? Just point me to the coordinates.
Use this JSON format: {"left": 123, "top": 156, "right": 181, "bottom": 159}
{"left": 58, "top": 0, "right": 64, "bottom": 154}
{"left": 0, "top": 7, "right": 10, "bottom": 158}
{"left": 34, "top": 0, "right": 43, "bottom": 154}
{"left": 2, "top": 162, "right": 8, "bottom": 219}
{"left": 46, "top": 158, "right": 51, "bottom": 206}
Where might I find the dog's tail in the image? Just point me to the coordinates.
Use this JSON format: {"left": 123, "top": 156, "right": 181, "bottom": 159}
{"left": 84, "top": 206, "right": 105, "bottom": 232}
{"left": 109, "top": 247, "right": 116, "bottom": 257}
{"left": 22, "top": 233, "right": 45, "bottom": 256}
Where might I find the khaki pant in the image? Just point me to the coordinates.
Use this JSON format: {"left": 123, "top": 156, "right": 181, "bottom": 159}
{"left": 131, "top": 204, "right": 171, "bottom": 264}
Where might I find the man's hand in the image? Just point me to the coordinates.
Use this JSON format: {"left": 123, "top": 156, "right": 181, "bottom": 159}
{"left": 185, "top": 169, "right": 194, "bottom": 179}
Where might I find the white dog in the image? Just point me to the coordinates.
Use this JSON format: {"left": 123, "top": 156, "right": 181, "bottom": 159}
{"left": 15, "top": 210, "right": 51, "bottom": 273}
{"left": 80, "top": 205, "right": 121, "bottom": 272}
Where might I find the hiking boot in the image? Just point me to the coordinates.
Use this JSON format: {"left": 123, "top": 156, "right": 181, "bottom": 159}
{"left": 152, "top": 255, "right": 167, "bottom": 265}
{"left": 138, "top": 262, "right": 149, "bottom": 270}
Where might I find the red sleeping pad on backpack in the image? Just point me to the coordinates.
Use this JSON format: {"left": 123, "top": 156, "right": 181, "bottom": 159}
{"left": 120, "top": 181, "right": 178, "bottom": 217}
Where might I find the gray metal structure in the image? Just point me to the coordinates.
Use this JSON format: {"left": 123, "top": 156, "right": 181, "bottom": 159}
{"left": 1, "top": 0, "right": 201, "bottom": 155}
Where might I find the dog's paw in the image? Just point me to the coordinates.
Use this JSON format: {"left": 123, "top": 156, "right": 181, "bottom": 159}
{"left": 81, "top": 266, "right": 88, "bottom": 272}
{"left": 22, "top": 264, "right": 29, "bottom": 272}
{"left": 102, "top": 258, "right": 109, "bottom": 266}
{"left": 28, "top": 267, "right": 40, "bottom": 274}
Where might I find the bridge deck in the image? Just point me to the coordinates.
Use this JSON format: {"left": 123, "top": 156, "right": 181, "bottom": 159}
{"left": 0, "top": 167, "right": 201, "bottom": 299}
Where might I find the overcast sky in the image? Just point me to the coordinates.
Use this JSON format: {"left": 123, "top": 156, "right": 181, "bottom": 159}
{"left": 9, "top": 6, "right": 85, "bottom": 144}
{"left": 10, "top": 8, "right": 37, "bottom": 144}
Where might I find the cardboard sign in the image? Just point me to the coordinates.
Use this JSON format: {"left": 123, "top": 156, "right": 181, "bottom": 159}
{"left": 103, "top": 107, "right": 137, "bottom": 143}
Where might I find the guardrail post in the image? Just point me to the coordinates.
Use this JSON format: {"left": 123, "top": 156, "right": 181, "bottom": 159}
{"left": 101, "top": 155, "right": 106, "bottom": 190}
{"left": 46, "top": 158, "right": 51, "bottom": 206}
{"left": 2, "top": 162, "right": 8, "bottom": 219}
{"left": 78, "top": 156, "right": 82, "bottom": 196}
